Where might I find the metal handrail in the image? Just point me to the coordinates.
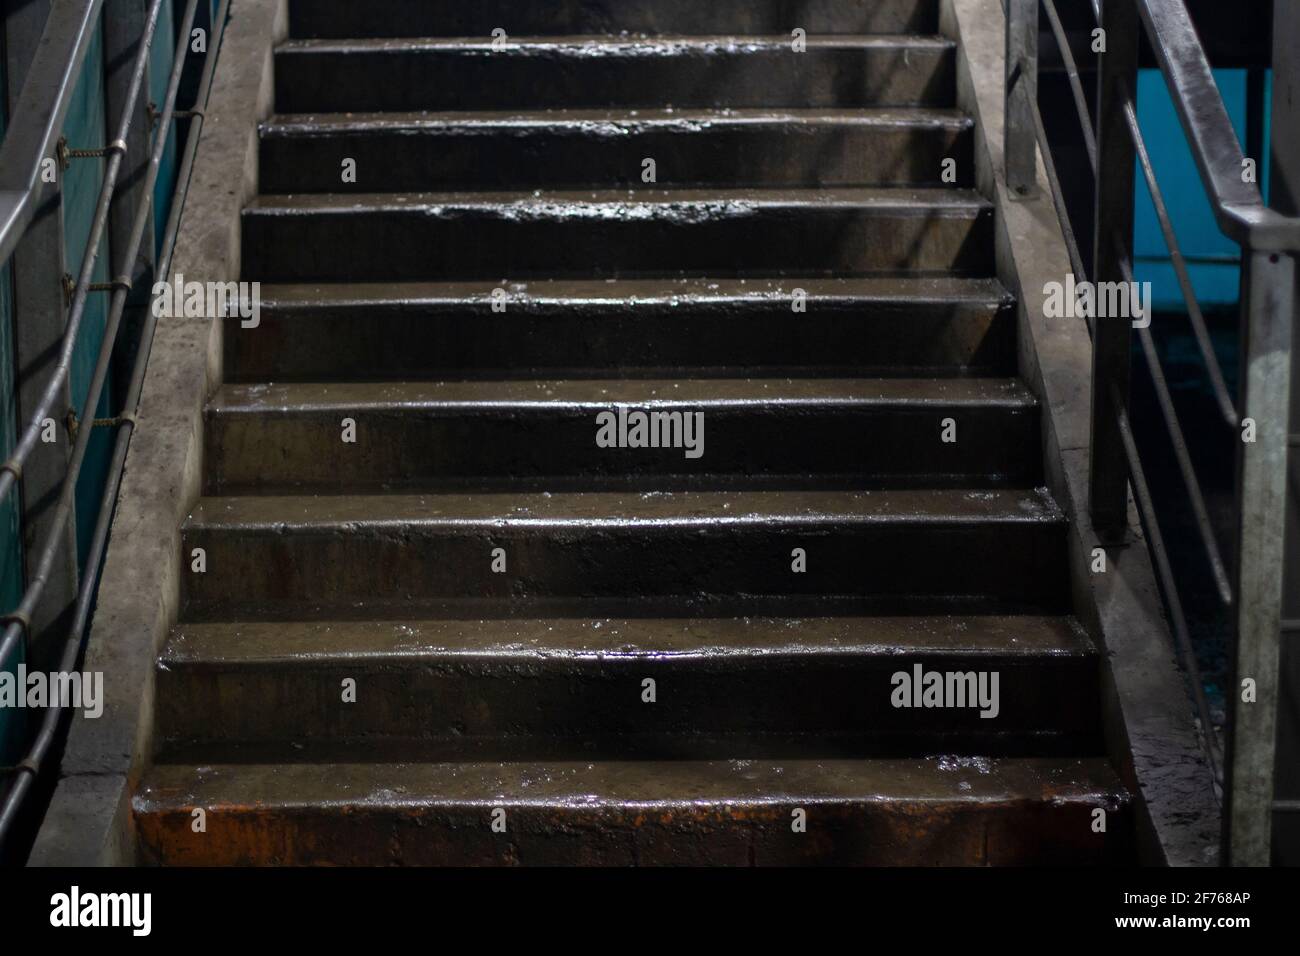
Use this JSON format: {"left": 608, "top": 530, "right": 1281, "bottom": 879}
{"left": 0, "top": 0, "right": 166, "bottom": 512}
{"left": 0, "top": 0, "right": 169, "bottom": 698}
{"left": 1134, "top": 1, "right": 1296, "bottom": 249}
{"left": 0, "top": 0, "right": 226, "bottom": 852}
{"left": 1006, "top": 0, "right": 1295, "bottom": 865}
{"left": 0, "top": 0, "right": 104, "bottom": 267}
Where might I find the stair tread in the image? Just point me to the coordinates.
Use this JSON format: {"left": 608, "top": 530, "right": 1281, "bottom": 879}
{"left": 184, "top": 487, "right": 1064, "bottom": 529}
{"left": 162, "top": 614, "right": 1093, "bottom": 664}
{"left": 277, "top": 34, "right": 957, "bottom": 54}
{"left": 246, "top": 186, "right": 990, "bottom": 213}
{"left": 286, "top": 0, "right": 940, "bottom": 41}
{"left": 262, "top": 106, "right": 973, "bottom": 133}
{"left": 255, "top": 276, "right": 1012, "bottom": 308}
{"left": 209, "top": 378, "right": 1038, "bottom": 413}
{"left": 137, "top": 756, "right": 1124, "bottom": 807}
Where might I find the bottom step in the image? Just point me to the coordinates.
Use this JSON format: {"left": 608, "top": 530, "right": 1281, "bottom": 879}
{"left": 134, "top": 758, "right": 1132, "bottom": 865}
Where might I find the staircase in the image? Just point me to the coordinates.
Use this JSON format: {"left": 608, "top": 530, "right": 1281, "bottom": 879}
{"left": 131, "top": 0, "right": 1133, "bottom": 865}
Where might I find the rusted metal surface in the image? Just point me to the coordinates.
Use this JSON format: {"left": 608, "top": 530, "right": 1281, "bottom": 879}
{"left": 134, "top": 757, "right": 1132, "bottom": 866}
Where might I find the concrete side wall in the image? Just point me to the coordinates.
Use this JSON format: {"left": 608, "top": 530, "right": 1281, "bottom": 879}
{"left": 29, "top": 0, "right": 288, "bottom": 866}
{"left": 943, "top": 0, "right": 1220, "bottom": 865}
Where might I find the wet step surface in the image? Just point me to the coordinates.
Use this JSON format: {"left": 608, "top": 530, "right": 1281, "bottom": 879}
{"left": 134, "top": 757, "right": 1132, "bottom": 866}
{"left": 274, "top": 36, "right": 956, "bottom": 113}
{"left": 180, "top": 488, "right": 1069, "bottom": 618}
{"left": 155, "top": 615, "right": 1099, "bottom": 754}
{"left": 204, "top": 377, "right": 1041, "bottom": 492}
{"left": 259, "top": 108, "right": 974, "bottom": 192}
{"left": 241, "top": 188, "right": 996, "bottom": 282}
{"left": 287, "top": 0, "right": 942, "bottom": 39}
{"left": 228, "top": 277, "right": 1016, "bottom": 382}
{"left": 130, "top": 1, "right": 1133, "bottom": 866}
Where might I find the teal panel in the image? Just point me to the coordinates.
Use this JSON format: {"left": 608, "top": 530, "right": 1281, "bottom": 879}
{"left": 1133, "top": 68, "right": 1264, "bottom": 311}
{"left": 61, "top": 18, "right": 115, "bottom": 569}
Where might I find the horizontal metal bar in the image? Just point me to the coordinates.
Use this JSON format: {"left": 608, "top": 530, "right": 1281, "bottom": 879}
{"left": 1274, "top": 801, "right": 1300, "bottom": 813}
{"left": 0, "top": 0, "right": 105, "bottom": 266}
{"left": 1282, "top": 619, "right": 1300, "bottom": 634}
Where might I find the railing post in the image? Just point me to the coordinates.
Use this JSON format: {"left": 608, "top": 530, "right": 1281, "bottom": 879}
{"left": 1089, "top": 0, "right": 1140, "bottom": 535}
{"left": 1225, "top": 250, "right": 1293, "bottom": 866}
{"left": 1004, "top": 0, "right": 1039, "bottom": 197}
{"left": 1268, "top": 0, "right": 1300, "bottom": 865}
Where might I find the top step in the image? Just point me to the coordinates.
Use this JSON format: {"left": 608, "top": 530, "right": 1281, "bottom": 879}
{"left": 288, "top": 0, "right": 940, "bottom": 40}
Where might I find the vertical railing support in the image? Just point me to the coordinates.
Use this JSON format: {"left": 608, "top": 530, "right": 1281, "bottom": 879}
{"left": 1269, "top": 0, "right": 1300, "bottom": 865}
{"left": 1089, "top": 0, "right": 1140, "bottom": 535}
{"left": 1225, "top": 250, "right": 1294, "bottom": 865}
{"left": 1005, "top": 0, "right": 1039, "bottom": 197}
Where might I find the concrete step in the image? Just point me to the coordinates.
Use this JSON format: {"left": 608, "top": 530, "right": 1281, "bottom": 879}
{"left": 288, "top": 0, "right": 941, "bottom": 39}
{"left": 258, "top": 109, "right": 975, "bottom": 192}
{"left": 155, "top": 615, "right": 1100, "bottom": 755}
{"left": 240, "top": 188, "right": 995, "bottom": 282}
{"left": 203, "top": 378, "right": 1042, "bottom": 493}
{"left": 228, "top": 278, "right": 1017, "bottom": 383}
{"left": 133, "top": 757, "right": 1132, "bottom": 865}
{"left": 179, "top": 488, "right": 1069, "bottom": 619}
{"left": 274, "top": 36, "right": 956, "bottom": 113}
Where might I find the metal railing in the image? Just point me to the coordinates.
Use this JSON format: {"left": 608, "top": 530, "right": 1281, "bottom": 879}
{"left": 1005, "top": 0, "right": 1295, "bottom": 865}
{"left": 0, "top": 0, "right": 228, "bottom": 854}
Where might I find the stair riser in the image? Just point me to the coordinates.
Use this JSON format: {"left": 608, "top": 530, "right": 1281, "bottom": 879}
{"left": 134, "top": 799, "right": 1129, "bottom": 866}
{"left": 205, "top": 402, "right": 1042, "bottom": 492}
{"left": 288, "top": 0, "right": 940, "bottom": 39}
{"left": 157, "top": 654, "right": 1099, "bottom": 751}
{"left": 225, "top": 297, "right": 1016, "bottom": 382}
{"left": 241, "top": 205, "right": 995, "bottom": 282}
{"left": 258, "top": 120, "right": 974, "bottom": 192}
{"left": 180, "top": 520, "right": 1069, "bottom": 617}
{"left": 273, "top": 44, "right": 955, "bottom": 113}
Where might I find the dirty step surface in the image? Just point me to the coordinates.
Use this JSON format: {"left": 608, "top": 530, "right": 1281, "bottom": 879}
{"left": 155, "top": 614, "right": 1100, "bottom": 753}
{"left": 240, "top": 188, "right": 996, "bottom": 282}
{"left": 227, "top": 277, "right": 1016, "bottom": 382}
{"left": 258, "top": 108, "right": 975, "bottom": 192}
{"left": 203, "top": 377, "right": 1041, "bottom": 492}
{"left": 180, "top": 488, "right": 1070, "bottom": 617}
{"left": 134, "top": 757, "right": 1132, "bottom": 865}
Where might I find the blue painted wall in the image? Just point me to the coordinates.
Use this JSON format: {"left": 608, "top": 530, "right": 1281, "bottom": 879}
{"left": 1134, "top": 68, "right": 1271, "bottom": 311}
